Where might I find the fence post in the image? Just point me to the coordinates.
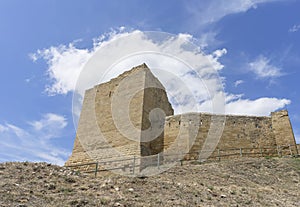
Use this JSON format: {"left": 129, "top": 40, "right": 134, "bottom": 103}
{"left": 289, "top": 145, "right": 293, "bottom": 156}
{"left": 132, "top": 156, "right": 136, "bottom": 175}
{"left": 217, "top": 149, "right": 221, "bottom": 161}
{"left": 95, "top": 162, "right": 98, "bottom": 177}
{"left": 259, "top": 147, "right": 263, "bottom": 157}
{"left": 157, "top": 153, "right": 160, "bottom": 169}
{"left": 240, "top": 148, "right": 243, "bottom": 157}
{"left": 276, "top": 146, "right": 280, "bottom": 157}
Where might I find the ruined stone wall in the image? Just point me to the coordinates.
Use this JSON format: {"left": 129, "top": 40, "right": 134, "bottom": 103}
{"left": 271, "top": 110, "right": 298, "bottom": 155}
{"left": 163, "top": 112, "right": 298, "bottom": 160}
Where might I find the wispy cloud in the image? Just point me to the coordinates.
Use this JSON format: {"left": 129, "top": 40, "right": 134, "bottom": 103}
{"left": 198, "top": 31, "right": 221, "bottom": 49}
{"left": 29, "top": 113, "right": 66, "bottom": 131}
{"left": 0, "top": 113, "right": 70, "bottom": 165}
{"left": 5, "top": 124, "right": 29, "bottom": 138}
{"left": 183, "top": 0, "right": 283, "bottom": 50}
{"left": 289, "top": 24, "right": 300, "bottom": 33}
{"left": 294, "top": 129, "right": 300, "bottom": 144}
{"left": 234, "top": 80, "right": 244, "bottom": 87}
{"left": 185, "top": 0, "right": 282, "bottom": 27}
{"left": 248, "top": 55, "right": 283, "bottom": 79}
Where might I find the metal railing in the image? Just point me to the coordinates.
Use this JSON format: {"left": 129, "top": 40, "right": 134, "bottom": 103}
{"left": 65, "top": 145, "right": 299, "bottom": 177}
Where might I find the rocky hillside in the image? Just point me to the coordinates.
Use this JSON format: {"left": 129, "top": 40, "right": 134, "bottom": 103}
{"left": 0, "top": 157, "right": 299, "bottom": 207}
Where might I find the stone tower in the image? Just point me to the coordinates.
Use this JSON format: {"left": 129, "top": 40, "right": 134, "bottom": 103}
{"left": 65, "top": 63, "right": 174, "bottom": 168}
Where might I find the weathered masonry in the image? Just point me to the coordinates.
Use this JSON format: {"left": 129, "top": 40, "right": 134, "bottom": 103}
{"left": 66, "top": 64, "right": 298, "bottom": 168}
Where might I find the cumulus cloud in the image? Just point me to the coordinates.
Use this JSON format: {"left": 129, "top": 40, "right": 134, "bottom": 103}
{"left": 213, "top": 48, "right": 227, "bottom": 58}
{"left": 31, "top": 29, "right": 290, "bottom": 124}
{"left": 29, "top": 43, "right": 92, "bottom": 95}
{"left": 0, "top": 113, "right": 69, "bottom": 165}
{"left": 32, "top": 30, "right": 228, "bottom": 119}
{"left": 248, "top": 55, "right": 283, "bottom": 79}
{"left": 225, "top": 97, "right": 290, "bottom": 116}
{"left": 289, "top": 24, "right": 300, "bottom": 33}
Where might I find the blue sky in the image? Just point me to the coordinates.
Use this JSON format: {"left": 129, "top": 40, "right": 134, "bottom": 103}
{"left": 0, "top": 0, "right": 300, "bottom": 165}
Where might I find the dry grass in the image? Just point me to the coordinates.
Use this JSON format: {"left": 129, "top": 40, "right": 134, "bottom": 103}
{"left": 0, "top": 157, "right": 299, "bottom": 206}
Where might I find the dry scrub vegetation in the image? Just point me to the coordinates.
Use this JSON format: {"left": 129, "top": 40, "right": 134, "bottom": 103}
{"left": 0, "top": 157, "right": 299, "bottom": 207}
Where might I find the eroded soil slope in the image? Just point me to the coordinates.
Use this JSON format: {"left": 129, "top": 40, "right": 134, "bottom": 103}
{"left": 0, "top": 158, "right": 299, "bottom": 207}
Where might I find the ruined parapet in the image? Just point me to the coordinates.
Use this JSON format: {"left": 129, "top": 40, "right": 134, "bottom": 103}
{"left": 164, "top": 112, "right": 280, "bottom": 160}
{"left": 271, "top": 110, "right": 298, "bottom": 155}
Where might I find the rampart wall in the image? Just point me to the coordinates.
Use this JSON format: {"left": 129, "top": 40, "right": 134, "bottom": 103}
{"left": 164, "top": 110, "right": 298, "bottom": 159}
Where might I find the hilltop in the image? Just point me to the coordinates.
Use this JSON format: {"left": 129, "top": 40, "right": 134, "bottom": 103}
{"left": 0, "top": 157, "right": 299, "bottom": 207}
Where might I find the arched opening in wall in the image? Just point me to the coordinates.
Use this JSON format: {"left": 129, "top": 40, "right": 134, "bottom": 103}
{"left": 109, "top": 91, "right": 112, "bottom": 97}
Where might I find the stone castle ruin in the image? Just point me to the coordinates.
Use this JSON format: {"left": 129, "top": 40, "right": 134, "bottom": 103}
{"left": 66, "top": 64, "right": 298, "bottom": 171}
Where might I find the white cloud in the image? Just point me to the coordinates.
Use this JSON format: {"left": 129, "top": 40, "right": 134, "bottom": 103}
{"left": 295, "top": 133, "right": 300, "bottom": 144}
{"left": 28, "top": 113, "right": 67, "bottom": 139}
{"left": 29, "top": 113, "right": 67, "bottom": 131}
{"left": 198, "top": 31, "right": 221, "bottom": 49}
{"left": 234, "top": 80, "right": 244, "bottom": 87}
{"left": 225, "top": 97, "right": 290, "bottom": 116}
{"left": 293, "top": 128, "right": 300, "bottom": 144}
{"left": 24, "top": 75, "right": 35, "bottom": 83}
{"left": 31, "top": 29, "right": 290, "bottom": 124}
{"left": 32, "top": 30, "right": 229, "bottom": 121}
{"left": 213, "top": 48, "right": 227, "bottom": 58}
{"left": 185, "top": 0, "right": 281, "bottom": 27}
{"left": 30, "top": 44, "right": 92, "bottom": 95}
{"left": 6, "top": 124, "right": 29, "bottom": 138}
{"left": 29, "top": 53, "right": 38, "bottom": 62}
{"left": 289, "top": 24, "right": 300, "bottom": 33}
{"left": 225, "top": 93, "right": 244, "bottom": 102}
{"left": 0, "top": 113, "right": 70, "bottom": 165}
{"left": 183, "top": 0, "right": 283, "bottom": 50}
{"left": 0, "top": 124, "right": 8, "bottom": 133}
{"left": 248, "top": 55, "right": 283, "bottom": 79}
